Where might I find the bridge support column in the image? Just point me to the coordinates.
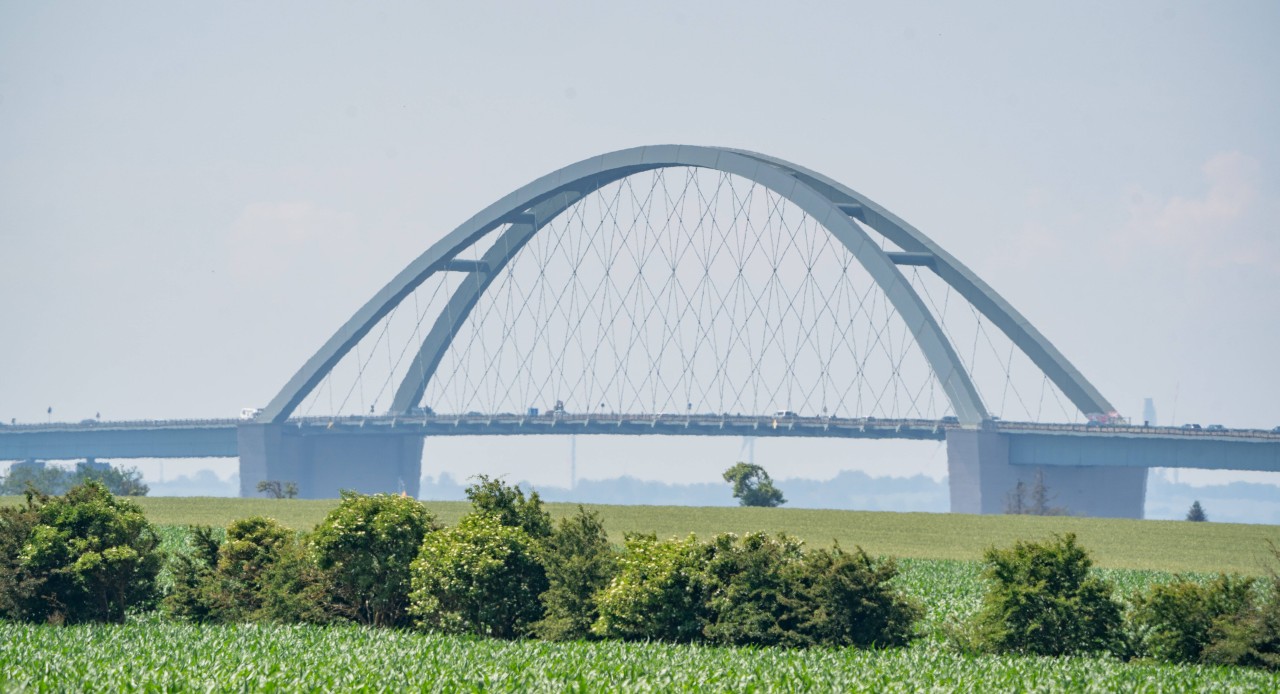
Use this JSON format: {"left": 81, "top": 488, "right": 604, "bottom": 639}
{"left": 946, "top": 428, "right": 1147, "bottom": 518}
{"left": 237, "top": 424, "right": 422, "bottom": 499}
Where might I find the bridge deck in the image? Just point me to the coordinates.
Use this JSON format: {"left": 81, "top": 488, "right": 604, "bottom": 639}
{"left": 1, "top": 415, "right": 1277, "bottom": 470}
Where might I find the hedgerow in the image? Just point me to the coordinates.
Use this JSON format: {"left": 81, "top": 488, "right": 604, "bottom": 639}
{"left": 5, "top": 483, "right": 1280, "bottom": 677}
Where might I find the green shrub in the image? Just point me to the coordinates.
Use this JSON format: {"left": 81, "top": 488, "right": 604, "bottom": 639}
{"left": 0, "top": 494, "right": 43, "bottom": 620}
{"left": 592, "top": 533, "right": 713, "bottom": 643}
{"left": 464, "top": 475, "right": 553, "bottom": 539}
{"left": 311, "top": 491, "right": 440, "bottom": 627}
{"left": 1198, "top": 547, "right": 1280, "bottom": 670}
{"left": 4, "top": 482, "right": 161, "bottom": 623}
{"left": 163, "top": 525, "right": 224, "bottom": 622}
{"left": 533, "top": 506, "right": 618, "bottom": 641}
{"left": 409, "top": 513, "right": 547, "bottom": 638}
{"left": 701, "top": 532, "right": 809, "bottom": 647}
{"left": 968, "top": 533, "right": 1124, "bottom": 656}
{"left": 164, "top": 517, "right": 334, "bottom": 625}
{"left": 798, "top": 544, "right": 921, "bottom": 649}
{"left": 1128, "top": 573, "right": 1256, "bottom": 664}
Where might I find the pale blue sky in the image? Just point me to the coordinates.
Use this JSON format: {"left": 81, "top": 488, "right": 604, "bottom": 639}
{"left": 2, "top": 2, "right": 1278, "bottom": 487}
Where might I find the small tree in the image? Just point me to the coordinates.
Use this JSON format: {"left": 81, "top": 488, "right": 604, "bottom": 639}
{"left": 1186, "top": 501, "right": 1208, "bottom": 522}
{"left": 968, "top": 533, "right": 1124, "bottom": 656}
{"left": 464, "top": 475, "right": 553, "bottom": 539}
{"left": 0, "top": 464, "right": 71, "bottom": 495}
{"left": 1199, "top": 542, "right": 1280, "bottom": 670}
{"left": 1129, "top": 573, "right": 1255, "bottom": 663}
{"left": 1, "top": 462, "right": 148, "bottom": 496}
{"left": 409, "top": 513, "right": 547, "bottom": 638}
{"left": 533, "top": 506, "right": 618, "bottom": 641}
{"left": 702, "top": 532, "right": 809, "bottom": 647}
{"left": 0, "top": 494, "right": 42, "bottom": 620}
{"left": 256, "top": 480, "right": 298, "bottom": 499}
{"left": 74, "top": 463, "right": 148, "bottom": 496}
{"left": 311, "top": 491, "right": 440, "bottom": 627}
{"left": 1005, "top": 470, "right": 1067, "bottom": 516}
{"left": 798, "top": 544, "right": 922, "bottom": 649}
{"left": 6, "top": 482, "right": 162, "bottom": 623}
{"left": 722, "top": 462, "right": 786, "bottom": 508}
{"left": 165, "top": 518, "right": 334, "bottom": 625}
{"left": 593, "top": 533, "right": 714, "bottom": 642}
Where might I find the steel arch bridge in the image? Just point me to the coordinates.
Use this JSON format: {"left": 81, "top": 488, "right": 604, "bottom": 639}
{"left": 261, "top": 145, "right": 1112, "bottom": 428}
{"left": 234, "top": 144, "right": 1154, "bottom": 515}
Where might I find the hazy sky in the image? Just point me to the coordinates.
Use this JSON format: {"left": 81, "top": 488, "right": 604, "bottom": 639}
{"left": 2, "top": 2, "right": 1278, "bottom": 488}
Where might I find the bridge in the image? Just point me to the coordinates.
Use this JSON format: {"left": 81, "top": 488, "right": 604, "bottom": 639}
{"left": 4, "top": 145, "right": 1278, "bottom": 517}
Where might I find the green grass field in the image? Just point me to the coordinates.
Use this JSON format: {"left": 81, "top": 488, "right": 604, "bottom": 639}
{"left": 6, "top": 495, "right": 1270, "bottom": 575}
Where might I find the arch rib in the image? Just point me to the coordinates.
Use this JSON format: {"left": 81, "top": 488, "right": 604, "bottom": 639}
{"left": 266, "top": 145, "right": 1103, "bottom": 426}
{"left": 724, "top": 148, "right": 1114, "bottom": 416}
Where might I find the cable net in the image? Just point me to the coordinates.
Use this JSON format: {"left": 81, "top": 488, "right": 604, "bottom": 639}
{"left": 297, "top": 167, "right": 1081, "bottom": 423}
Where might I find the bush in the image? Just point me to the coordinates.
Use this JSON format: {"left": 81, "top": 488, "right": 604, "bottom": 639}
{"left": 798, "top": 544, "right": 921, "bottom": 649}
{"left": 409, "top": 513, "right": 547, "bottom": 638}
{"left": 0, "top": 494, "right": 42, "bottom": 620}
{"left": 163, "top": 525, "right": 224, "bottom": 622}
{"left": 968, "top": 533, "right": 1124, "bottom": 656}
{"left": 164, "top": 517, "right": 334, "bottom": 625}
{"left": 593, "top": 533, "right": 713, "bottom": 643}
{"left": 1128, "top": 573, "right": 1255, "bottom": 664}
{"left": 1197, "top": 545, "right": 1280, "bottom": 670}
{"left": 533, "top": 506, "right": 618, "bottom": 641}
{"left": 701, "top": 532, "right": 809, "bottom": 647}
{"left": 311, "top": 491, "right": 439, "bottom": 627}
{"left": 464, "top": 475, "right": 552, "bottom": 539}
{"left": 2, "top": 482, "right": 161, "bottom": 623}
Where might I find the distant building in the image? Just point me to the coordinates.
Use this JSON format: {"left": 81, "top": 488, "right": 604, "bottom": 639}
{"left": 1143, "top": 398, "right": 1157, "bottom": 426}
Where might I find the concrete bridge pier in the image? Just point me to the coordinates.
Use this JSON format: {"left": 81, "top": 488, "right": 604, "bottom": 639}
{"left": 237, "top": 423, "right": 422, "bottom": 499}
{"left": 946, "top": 428, "right": 1147, "bottom": 518}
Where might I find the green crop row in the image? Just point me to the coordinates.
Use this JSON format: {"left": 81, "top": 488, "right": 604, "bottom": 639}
{"left": 3, "top": 584, "right": 1277, "bottom": 692}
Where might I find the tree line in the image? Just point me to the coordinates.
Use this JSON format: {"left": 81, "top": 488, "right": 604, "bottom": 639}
{"left": 1, "top": 481, "right": 1278, "bottom": 670}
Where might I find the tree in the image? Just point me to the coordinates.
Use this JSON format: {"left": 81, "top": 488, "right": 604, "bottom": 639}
{"left": 533, "top": 506, "right": 618, "bottom": 641}
{"left": 464, "top": 475, "right": 553, "bottom": 539}
{"left": 593, "top": 533, "right": 713, "bottom": 642}
{"left": 967, "top": 533, "right": 1124, "bottom": 656}
{"left": 311, "top": 491, "right": 440, "bottom": 627}
{"left": 1187, "top": 500, "right": 1208, "bottom": 522}
{"left": 3, "top": 482, "right": 162, "bottom": 623}
{"left": 0, "top": 464, "right": 72, "bottom": 496}
{"left": 1005, "top": 470, "right": 1067, "bottom": 516}
{"left": 0, "top": 461, "right": 148, "bottom": 496}
{"left": 701, "top": 532, "right": 810, "bottom": 647}
{"left": 256, "top": 480, "right": 298, "bottom": 499}
{"left": 1129, "top": 573, "right": 1255, "bottom": 664}
{"left": 797, "top": 543, "right": 922, "bottom": 649}
{"left": 409, "top": 513, "right": 547, "bottom": 638}
{"left": 722, "top": 462, "right": 786, "bottom": 508}
{"left": 73, "top": 462, "right": 148, "bottom": 496}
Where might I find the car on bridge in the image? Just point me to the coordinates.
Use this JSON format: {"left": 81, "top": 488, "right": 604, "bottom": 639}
{"left": 1206, "top": 424, "right": 1226, "bottom": 431}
